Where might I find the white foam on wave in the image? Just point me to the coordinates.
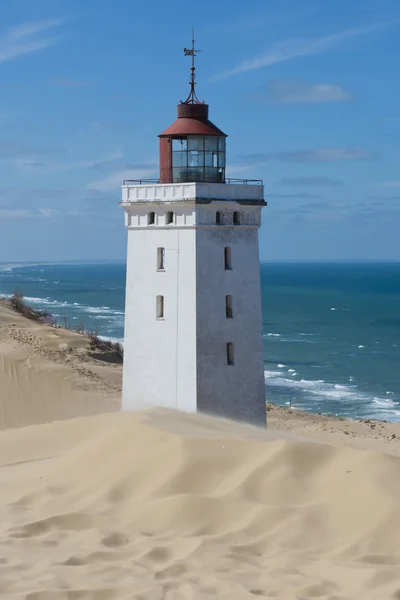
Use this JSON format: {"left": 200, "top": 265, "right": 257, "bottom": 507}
{"left": 277, "top": 364, "right": 286, "bottom": 368}
{"left": 266, "top": 333, "right": 281, "bottom": 337}
{"left": 281, "top": 337, "right": 317, "bottom": 344}
{"left": 264, "top": 370, "right": 358, "bottom": 401}
{"left": 25, "top": 296, "right": 68, "bottom": 307}
{"left": 84, "top": 306, "right": 124, "bottom": 316}
{"left": 98, "top": 335, "right": 124, "bottom": 346}
{"left": 373, "top": 397, "right": 398, "bottom": 409}
{"left": 264, "top": 370, "right": 284, "bottom": 377}
{"left": 264, "top": 369, "right": 400, "bottom": 422}
{"left": 358, "top": 345, "right": 365, "bottom": 349}
{"left": 21, "top": 296, "right": 125, "bottom": 319}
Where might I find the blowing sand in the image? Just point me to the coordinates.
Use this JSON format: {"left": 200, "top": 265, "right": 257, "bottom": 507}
{"left": 1, "top": 299, "right": 400, "bottom": 598}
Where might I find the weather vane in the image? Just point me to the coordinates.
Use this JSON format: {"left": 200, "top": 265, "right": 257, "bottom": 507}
{"left": 183, "top": 28, "right": 201, "bottom": 104}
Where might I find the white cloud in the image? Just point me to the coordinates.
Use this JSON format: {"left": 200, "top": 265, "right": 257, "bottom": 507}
{"left": 212, "top": 24, "right": 388, "bottom": 81}
{"left": 12, "top": 153, "right": 124, "bottom": 175}
{"left": 0, "top": 19, "right": 62, "bottom": 64}
{"left": 264, "top": 81, "right": 351, "bottom": 104}
{"left": 87, "top": 168, "right": 157, "bottom": 192}
{"left": 282, "top": 148, "right": 372, "bottom": 162}
{"left": 380, "top": 180, "right": 400, "bottom": 188}
{"left": 236, "top": 148, "right": 373, "bottom": 167}
{"left": 278, "top": 177, "right": 344, "bottom": 186}
{"left": 0, "top": 208, "right": 34, "bottom": 218}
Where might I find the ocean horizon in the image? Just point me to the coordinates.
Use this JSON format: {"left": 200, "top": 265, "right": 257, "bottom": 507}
{"left": 1, "top": 260, "right": 399, "bottom": 423}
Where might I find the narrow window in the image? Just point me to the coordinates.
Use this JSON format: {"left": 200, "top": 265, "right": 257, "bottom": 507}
{"left": 156, "top": 295, "right": 164, "bottom": 319}
{"left": 227, "top": 342, "right": 235, "bottom": 366}
{"left": 148, "top": 211, "right": 155, "bottom": 225}
{"left": 157, "top": 247, "right": 165, "bottom": 270}
{"left": 224, "top": 247, "right": 232, "bottom": 270}
{"left": 216, "top": 211, "right": 222, "bottom": 225}
{"left": 166, "top": 211, "right": 174, "bottom": 225}
{"left": 226, "top": 295, "right": 233, "bottom": 318}
{"left": 233, "top": 211, "right": 240, "bottom": 225}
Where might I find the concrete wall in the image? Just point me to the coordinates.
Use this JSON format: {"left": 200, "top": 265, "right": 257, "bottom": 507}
{"left": 195, "top": 211, "right": 266, "bottom": 426}
{"left": 121, "top": 181, "right": 264, "bottom": 205}
{"left": 122, "top": 203, "right": 197, "bottom": 412}
{"left": 122, "top": 183, "right": 266, "bottom": 426}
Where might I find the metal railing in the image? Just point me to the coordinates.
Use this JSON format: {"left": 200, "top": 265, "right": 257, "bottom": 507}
{"left": 226, "top": 178, "right": 263, "bottom": 185}
{"left": 123, "top": 177, "right": 263, "bottom": 186}
{"left": 123, "top": 178, "right": 160, "bottom": 185}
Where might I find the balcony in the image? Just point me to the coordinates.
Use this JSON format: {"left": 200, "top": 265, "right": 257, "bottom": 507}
{"left": 121, "top": 180, "right": 265, "bottom": 205}
{"left": 122, "top": 177, "right": 263, "bottom": 186}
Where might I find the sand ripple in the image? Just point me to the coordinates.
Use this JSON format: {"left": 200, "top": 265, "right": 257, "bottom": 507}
{"left": 0, "top": 410, "right": 400, "bottom": 599}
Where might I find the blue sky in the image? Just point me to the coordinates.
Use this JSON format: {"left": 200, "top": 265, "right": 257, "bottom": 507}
{"left": 0, "top": 0, "right": 399, "bottom": 261}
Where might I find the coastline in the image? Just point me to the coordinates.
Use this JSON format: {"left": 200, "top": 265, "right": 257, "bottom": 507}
{"left": 2, "top": 261, "right": 400, "bottom": 421}
{"left": 2, "top": 296, "right": 400, "bottom": 454}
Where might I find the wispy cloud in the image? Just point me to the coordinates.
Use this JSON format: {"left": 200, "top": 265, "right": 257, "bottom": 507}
{"left": 372, "top": 195, "right": 400, "bottom": 201}
{"left": 278, "top": 177, "right": 345, "bottom": 186}
{"left": 266, "top": 193, "right": 321, "bottom": 199}
{"left": 0, "top": 186, "right": 117, "bottom": 220}
{"left": 11, "top": 153, "right": 126, "bottom": 175}
{"left": 49, "top": 79, "right": 88, "bottom": 87}
{"left": 205, "top": 4, "right": 317, "bottom": 37}
{"left": 236, "top": 148, "right": 374, "bottom": 167}
{"left": 0, "top": 140, "right": 64, "bottom": 162}
{"left": 379, "top": 180, "right": 400, "bottom": 188}
{"left": 88, "top": 165, "right": 158, "bottom": 192}
{"left": 212, "top": 24, "right": 388, "bottom": 81}
{"left": 259, "top": 80, "right": 351, "bottom": 104}
{"left": 0, "top": 19, "right": 63, "bottom": 64}
{"left": 278, "top": 148, "right": 374, "bottom": 162}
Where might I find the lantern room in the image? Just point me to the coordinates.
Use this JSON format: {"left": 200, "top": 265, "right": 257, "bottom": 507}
{"left": 158, "top": 34, "right": 227, "bottom": 185}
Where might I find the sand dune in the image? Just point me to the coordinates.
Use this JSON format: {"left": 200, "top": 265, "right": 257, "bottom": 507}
{"left": 1, "top": 410, "right": 400, "bottom": 599}
{"left": 2, "top": 298, "right": 400, "bottom": 598}
{"left": 0, "top": 300, "right": 120, "bottom": 430}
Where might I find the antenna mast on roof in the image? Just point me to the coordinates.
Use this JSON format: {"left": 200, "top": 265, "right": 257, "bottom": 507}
{"left": 182, "top": 28, "right": 201, "bottom": 104}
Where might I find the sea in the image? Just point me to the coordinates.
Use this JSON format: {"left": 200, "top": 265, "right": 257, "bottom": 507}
{"left": 0, "top": 261, "right": 399, "bottom": 423}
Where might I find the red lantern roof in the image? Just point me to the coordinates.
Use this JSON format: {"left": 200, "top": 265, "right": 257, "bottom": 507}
{"left": 159, "top": 103, "right": 227, "bottom": 138}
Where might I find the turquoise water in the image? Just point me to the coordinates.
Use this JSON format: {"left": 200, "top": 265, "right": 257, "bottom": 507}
{"left": 261, "top": 262, "right": 400, "bottom": 422}
{"left": 1, "top": 261, "right": 399, "bottom": 422}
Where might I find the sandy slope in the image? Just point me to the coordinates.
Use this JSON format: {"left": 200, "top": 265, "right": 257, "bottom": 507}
{"left": 0, "top": 299, "right": 120, "bottom": 429}
{"left": 2, "top": 299, "right": 400, "bottom": 598}
{"left": 2, "top": 410, "right": 400, "bottom": 599}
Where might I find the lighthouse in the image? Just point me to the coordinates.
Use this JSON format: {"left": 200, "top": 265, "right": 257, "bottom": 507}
{"left": 121, "top": 35, "right": 266, "bottom": 426}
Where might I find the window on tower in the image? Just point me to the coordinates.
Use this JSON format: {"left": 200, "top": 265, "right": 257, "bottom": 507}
{"left": 148, "top": 211, "right": 155, "bottom": 225}
{"left": 226, "top": 295, "right": 233, "bottom": 318}
{"left": 226, "top": 342, "right": 235, "bottom": 366}
{"left": 216, "top": 211, "right": 222, "bottom": 225}
{"left": 166, "top": 211, "right": 174, "bottom": 225}
{"left": 233, "top": 211, "right": 240, "bottom": 225}
{"left": 224, "top": 247, "right": 232, "bottom": 270}
{"left": 157, "top": 247, "right": 165, "bottom": 271}
{"left": 156, "top": 295, "right": 165, "bottom": 319}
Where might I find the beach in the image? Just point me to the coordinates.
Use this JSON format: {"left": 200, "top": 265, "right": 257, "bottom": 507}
{"left": 1, "top": 299, "right": 400, "bottom": 598}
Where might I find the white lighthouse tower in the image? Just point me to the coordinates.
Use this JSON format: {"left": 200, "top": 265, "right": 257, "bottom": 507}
{"left": 121, "top": 37, "right": 266, "bottom": 425}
